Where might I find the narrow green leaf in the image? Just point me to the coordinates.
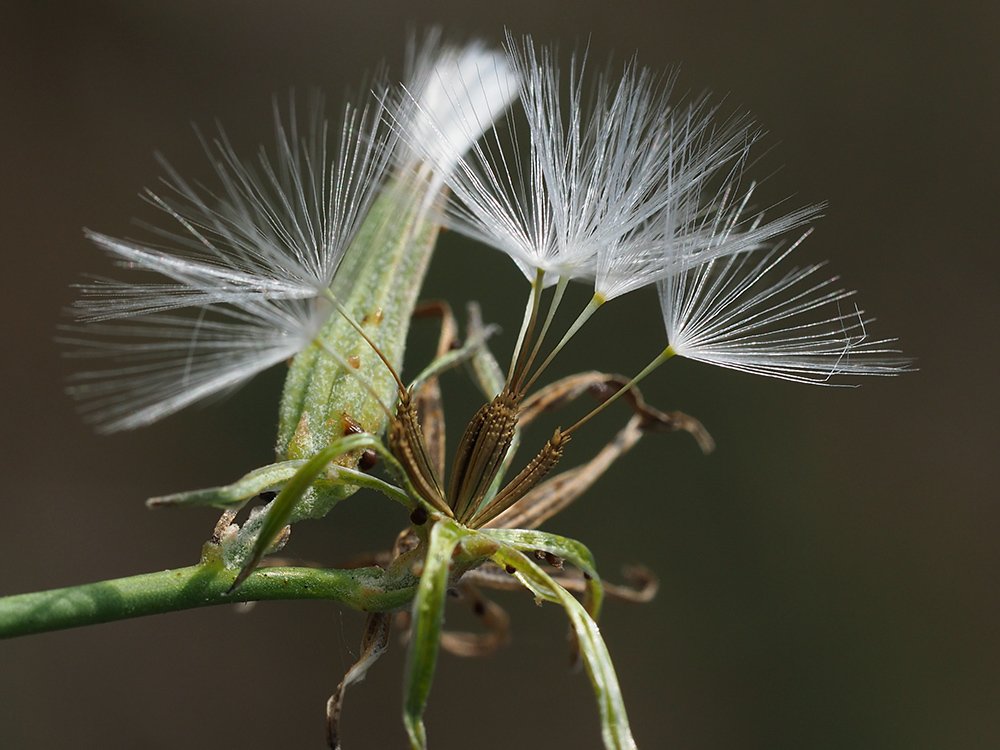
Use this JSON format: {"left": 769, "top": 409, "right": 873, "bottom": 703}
{"left": 319, "top": 465, "right": 412, "bottom": 509}
{"left": 228, "top": 433, "right": 379, "bottom": 592}
{"left": 481, "top": 528, "right": 604, "bottom": 621}
{"left": 492, "top": 545, "right": 637, "bottom": 750}
{"left": 464, "top": 302, "right": 506, "bottom": 400}
{"left": 146, "top": 460, "right": 306, "bottom": 508}
{"left": 148, "top": 453, "right": 410, "bottom": 518}
{"left": 406, "top": 322, "right": 499, "bottom": 394}
{"left": 403, "top": 519, "right": 464, "bottom": 750}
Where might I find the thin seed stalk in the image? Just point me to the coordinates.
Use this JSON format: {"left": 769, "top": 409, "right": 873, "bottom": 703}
{"left": 564, "top": 345, "right": 676, "bottom": 436}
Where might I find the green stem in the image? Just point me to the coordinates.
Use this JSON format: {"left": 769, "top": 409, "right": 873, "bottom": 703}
{"left": 0, "top": 559, "right": 417, "bottom": 639}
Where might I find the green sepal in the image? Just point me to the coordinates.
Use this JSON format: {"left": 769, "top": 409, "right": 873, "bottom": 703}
{"left": 403, "top": 519, "right": 464, "bottom": 750}
{"left": 229, "top": 433, "right": 380, "bottom": 592}
{"left": 148, "top": 456, "right": 411, "bottom": 518}
{"left": 146, "top": 460, "right": 306, "bottom": 509}
{"left": 464, "top": 302, "right": 506, "bottom": 400}
{"left": 491, "top": 545, "right": 637, "bottom": 750}
{"left": 480, "top": 528, "right": 604, "bottom": 622}
{"left": 406, "top": 321, "right": 499, "bottom": 394}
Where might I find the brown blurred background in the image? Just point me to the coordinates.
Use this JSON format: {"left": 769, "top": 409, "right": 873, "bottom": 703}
{"left": 1, "top": 2, "right": 997, "bottom": 748}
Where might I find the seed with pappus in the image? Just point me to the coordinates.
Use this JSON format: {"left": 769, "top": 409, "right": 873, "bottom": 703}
{"left": 53, "top": 29, "right": 912, "bottom": 750}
